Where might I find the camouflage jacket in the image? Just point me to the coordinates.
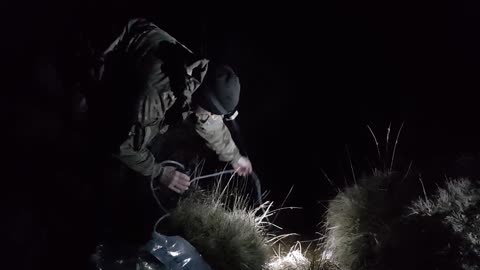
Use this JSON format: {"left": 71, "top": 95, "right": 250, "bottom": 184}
{"left": 99, "top": 18, "right": 241, "bottom": 179}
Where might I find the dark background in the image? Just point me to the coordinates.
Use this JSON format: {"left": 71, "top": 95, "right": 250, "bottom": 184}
{"left": 2, "top": 0, "right": 480, "bottom": 268}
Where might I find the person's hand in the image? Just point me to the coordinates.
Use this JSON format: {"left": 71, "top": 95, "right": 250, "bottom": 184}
{"left": 232, "top": 156, "right": 253, "bottom": 176}
{"left": 159, "top": 166, "right": 191, "bottom": 194}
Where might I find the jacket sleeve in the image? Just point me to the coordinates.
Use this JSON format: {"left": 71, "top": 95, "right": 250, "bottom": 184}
{"left": 113, "top": 125, "right": 164, "bottom": 179}
{"left": 194, "top": 113, "right": 242, "bottom": 164}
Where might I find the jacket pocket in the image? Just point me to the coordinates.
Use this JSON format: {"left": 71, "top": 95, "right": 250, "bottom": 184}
{"left": 133, "top": 123, "right": 145, "bottom": 151}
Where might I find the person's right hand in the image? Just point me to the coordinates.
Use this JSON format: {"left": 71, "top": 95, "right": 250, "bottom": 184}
{"left": 159, "top": 166, "right": 191, "bottom": 194}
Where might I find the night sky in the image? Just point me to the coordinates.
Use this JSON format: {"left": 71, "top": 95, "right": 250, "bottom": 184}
{"left": 3, "top": 0, "right": 480, "bottom": 267}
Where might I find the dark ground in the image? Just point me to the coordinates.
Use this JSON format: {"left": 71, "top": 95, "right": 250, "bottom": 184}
{"left": 2, "top": 0, "right": 480, "bottom": 269}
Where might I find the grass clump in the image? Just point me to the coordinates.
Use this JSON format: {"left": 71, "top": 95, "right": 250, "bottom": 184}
{"left": 267, "top": 242, "right": 341, "bottom": 270}
{"left": 165, "top": 178, "right": 271, "bottom": 270}
{"left": 406, "top": 178, "right": 480, "bottom": 270}
{"left": 317, "top": 166, "right": 423, "bottom": 270}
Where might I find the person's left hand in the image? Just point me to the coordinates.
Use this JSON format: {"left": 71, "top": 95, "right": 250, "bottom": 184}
{"left": 232, "top": 156, "right": 253, "bottom": 176}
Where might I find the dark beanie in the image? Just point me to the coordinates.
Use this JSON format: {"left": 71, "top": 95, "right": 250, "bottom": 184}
{"left": 195, "top": 63, "right": 240, "bottom": 115}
